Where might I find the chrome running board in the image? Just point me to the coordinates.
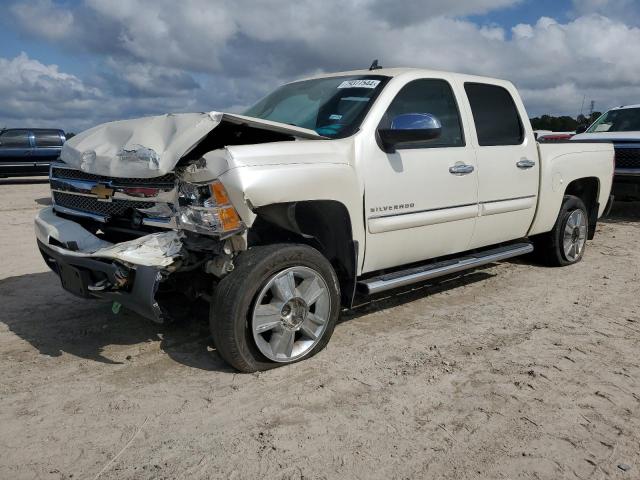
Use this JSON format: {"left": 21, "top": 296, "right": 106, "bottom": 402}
{"left": 357, "top": 242, "right": 533, "bottom": 295}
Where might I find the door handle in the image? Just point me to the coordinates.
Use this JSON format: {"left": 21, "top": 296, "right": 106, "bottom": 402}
{"left": 449, "top": 163, "right": 474, "bottom": 175}
{"left": 517, "top": 159, "right": 536, "bottom": 169}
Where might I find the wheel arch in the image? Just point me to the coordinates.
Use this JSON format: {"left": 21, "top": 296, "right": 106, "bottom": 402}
{"left": 564, "top": 177, "right": 600, "bottom": 239}
{"left": 251, "top": 200, "right": 358, "bottom": 308}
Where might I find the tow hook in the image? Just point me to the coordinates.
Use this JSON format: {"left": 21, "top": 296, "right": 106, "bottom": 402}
{"left": 87, "top": 279, "right": 110, "bottom": 292}
{"left": 205, "top": 253, "right": 235, "bottom": 277}
{"left": 87, "top": 264, "right": 132, "bottom": 292}
{"left": 114, "top": 264, "right": 131, "bottom": 288}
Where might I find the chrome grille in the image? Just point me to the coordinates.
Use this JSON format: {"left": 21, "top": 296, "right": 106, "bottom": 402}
{"left": 49, "top": 164, "right": 176, "bottom": 226}
{"left": 53, "top": 192, "right": 154, "bottom": 218}
{"left": 615, "top": 148, "right": 640, "bottom": 169}
{"left": 51, "top": 166, "right": 175, "bottom": 185}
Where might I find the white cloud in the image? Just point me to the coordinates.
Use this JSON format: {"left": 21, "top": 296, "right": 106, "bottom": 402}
{"left": 2, "top": 0, "right": 640, "bottom": 130}
{"left": 101, "top": 58, "right": 200, "bottom": 97}
{"left": 0, "top": 53, "right": 202, "bottom": 132}
{"left": 0, "top": 53, "right": 138, "bottom": 133}
{"left": 571, "top": 0, "right": 640, "bottom": 24}
{"left": 10, "top": 0, "right": 74, "bottom": 41}
{"left": 83, "top": 0, "right": 238, "bottom": 72}
{"left": 0, "top": 53, "right": 103, "bottom": 125}
{"left": 370, "top": 0, "right": 523, "bottom": 26}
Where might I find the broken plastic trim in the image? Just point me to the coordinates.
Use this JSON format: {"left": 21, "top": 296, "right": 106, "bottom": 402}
{"left": 38, "top": 239, "right": 169, "bottom": 322}
{"left": 35, "top": 206, "right": 184, "bottom": 268}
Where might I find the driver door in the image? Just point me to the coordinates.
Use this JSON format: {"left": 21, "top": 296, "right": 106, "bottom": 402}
{"left": 362, "top": 78, "right": 478, "bottom": 273}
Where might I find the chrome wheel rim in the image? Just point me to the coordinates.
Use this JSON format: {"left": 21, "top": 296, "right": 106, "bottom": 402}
{"left": 251, "top": 266, "right": 331, "bottom": 363}
{"left": 563, "top": 209, "right": 587, "bottom": 262}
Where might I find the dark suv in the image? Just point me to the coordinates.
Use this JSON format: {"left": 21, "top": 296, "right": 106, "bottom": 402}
{"left": 0, "top": 129, "right": 66, "bottom": 177}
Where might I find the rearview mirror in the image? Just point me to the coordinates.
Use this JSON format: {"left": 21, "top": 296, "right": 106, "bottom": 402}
{"left": 378, "top": 113, "right": 442, "bottom": 153}
{"left": 575, "top": 125, "right": 588, "bottom": 134}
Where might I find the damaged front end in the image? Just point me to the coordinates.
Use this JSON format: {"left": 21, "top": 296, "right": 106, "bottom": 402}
{"left": 36, "top": 111, "right": 321, "bottom": 322}
{"left": 36, "top": 206, "right": 187, "bottom": 322}
{"left": 37, "top": 166, "right": 249, "bottom": 322}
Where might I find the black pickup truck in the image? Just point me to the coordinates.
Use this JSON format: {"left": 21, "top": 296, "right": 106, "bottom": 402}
{"left": 0, "top": 128, "right": 66, "bottom": 177}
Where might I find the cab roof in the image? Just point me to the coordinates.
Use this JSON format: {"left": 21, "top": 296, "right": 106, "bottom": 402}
{"left": 297, "top": 67, "right": 513, "bottom": 86}
{"left": 610, "top": 104, "right": 640, "bottom": 111}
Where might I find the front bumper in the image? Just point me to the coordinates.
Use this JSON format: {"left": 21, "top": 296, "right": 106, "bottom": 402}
{"left": 35, "top": 206, "right": 184, "bottom": 322}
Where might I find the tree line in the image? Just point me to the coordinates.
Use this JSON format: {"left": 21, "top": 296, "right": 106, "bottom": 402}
{"left": 530, "top": 112, "right": 602, "bottom": 132}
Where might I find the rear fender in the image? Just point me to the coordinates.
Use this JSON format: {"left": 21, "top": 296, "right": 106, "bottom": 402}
{"left": 529, "top": 143, "right": 614, "bottom": 236}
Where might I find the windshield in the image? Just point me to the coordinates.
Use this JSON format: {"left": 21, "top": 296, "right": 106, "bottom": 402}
{"left": 243, "top": 75, "right": 389, "bottom": 138}
{"left": 587, "top": 108, "right": 640, "bottom": 133}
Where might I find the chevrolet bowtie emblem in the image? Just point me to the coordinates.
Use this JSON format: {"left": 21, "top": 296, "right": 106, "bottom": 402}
{"left": 90, "top": 183, "right": 114, "bottom": 200}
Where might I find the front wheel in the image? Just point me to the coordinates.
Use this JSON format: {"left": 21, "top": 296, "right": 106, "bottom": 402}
{"left": 533, "top": 195, "right": 589, "bottom": 266}
{"left": 211, "top": 244, "right": 340, "bottom": 372}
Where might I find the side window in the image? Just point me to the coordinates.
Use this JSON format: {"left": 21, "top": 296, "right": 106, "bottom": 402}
{"left": 464, "top": 83, "right": 523, "bottom": 146}
{"left": 34, "top": 130, "right": 63, "bottom": 147}
{"left": 381, "top": 79, "right": 464, "bottom": 148}
{"left": 0, "top": 130, "right": 31, "bottom": 148}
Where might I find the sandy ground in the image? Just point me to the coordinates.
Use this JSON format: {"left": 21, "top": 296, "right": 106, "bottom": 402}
{"left": 0, "top": 179, "right": 639, "bottom": 480}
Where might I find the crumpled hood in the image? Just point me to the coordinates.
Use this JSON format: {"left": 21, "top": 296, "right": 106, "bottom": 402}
{"left": 572, "top": 131, "right": 640, "bottom": 142}
{"left": 60, "top": 111, "right": 324, "bottom": 178}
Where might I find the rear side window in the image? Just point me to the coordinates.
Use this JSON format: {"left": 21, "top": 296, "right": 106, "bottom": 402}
{"left": 0, "top": 130, "right": 31, "bottom": 148}
{"left": 465, "top": 83, "right": 523, "bottom": 146}
{"left": 381, "top": 79, "right": 465, "bottom": 148}
{"left": 34, "top": 130, "right": 63, "bottom": 147}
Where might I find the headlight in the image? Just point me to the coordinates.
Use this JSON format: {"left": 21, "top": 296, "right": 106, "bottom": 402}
{"left": 177, "top": 180, "right": 244, "bottom": 236}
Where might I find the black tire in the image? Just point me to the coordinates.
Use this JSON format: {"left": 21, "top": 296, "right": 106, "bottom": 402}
{"left": 532, "top": 195, "right": 588, "bottom": 267}
{"left": 211, "top": 243, "right": 340, "bottom": 372}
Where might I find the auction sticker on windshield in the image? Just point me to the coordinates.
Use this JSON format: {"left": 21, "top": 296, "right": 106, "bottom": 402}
{"left": 337, "top": 79, "right": 381, "bottom": 89}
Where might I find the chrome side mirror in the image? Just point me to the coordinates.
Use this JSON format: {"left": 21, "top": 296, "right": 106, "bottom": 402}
{"left": 378, "top": 113, "right": 442, "bottom": 153}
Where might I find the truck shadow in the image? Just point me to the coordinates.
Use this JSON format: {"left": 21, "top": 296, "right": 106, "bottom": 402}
{"left": 35, "top": 197, "right": 52, "bottom": 206}
{"left": 601, "top": 200, "right": 640, "bottom": 224}
{"left": 0, "top": 271, "right": 235, "bottom": 373}
{"left": 1, "top": 269, "right": 495, "bottom": 372}
{"left": 343, "top": 270, "right": 495, "bottom": 322}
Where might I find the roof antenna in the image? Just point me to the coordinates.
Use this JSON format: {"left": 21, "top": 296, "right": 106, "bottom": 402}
{"left": 369, "top": 59, "right": 382, "bottom": 71}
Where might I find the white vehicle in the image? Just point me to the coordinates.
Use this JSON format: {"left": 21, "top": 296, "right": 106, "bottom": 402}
{"left": 573, "top": 104, "right": 640, "bottom": 200}
{"left": 35, "top": 68, "right": 614, "bottom": 372}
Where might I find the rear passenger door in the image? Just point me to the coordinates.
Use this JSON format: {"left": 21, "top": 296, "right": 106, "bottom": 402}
{"left": 32, "top": 130, "right": 64, "bottom": 173}
{"left": 463, "top": 82, "right": 539, "bottom": 248}
{"left": 0, "top": 129, "right": 33, "bottom": 167}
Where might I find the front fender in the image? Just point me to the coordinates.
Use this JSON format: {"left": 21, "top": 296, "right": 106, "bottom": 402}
{"left": 219, "top": 162, "right": 364, "bottom": 258}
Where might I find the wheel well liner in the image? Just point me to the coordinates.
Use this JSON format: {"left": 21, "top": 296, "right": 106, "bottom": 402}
{"left": 253, "top": 201, "right": 358, "bottom": 308}
{"left": 564, "top": 177, "right": 600, "bottom": 239}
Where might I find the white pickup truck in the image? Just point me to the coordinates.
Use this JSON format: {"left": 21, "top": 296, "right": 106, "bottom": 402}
{"left": 572, "top": 104, "right": 640, "bottom": 200}
{"left": 35, "top": 68, "right": 614, "bottom": 372}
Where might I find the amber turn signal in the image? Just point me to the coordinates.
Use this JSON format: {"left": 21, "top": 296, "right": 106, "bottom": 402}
{"left": 219, "top": 206, "right": 241, "bottom": 231}
{"left": 210, "top": 180, "right": 231, "bottom": 205}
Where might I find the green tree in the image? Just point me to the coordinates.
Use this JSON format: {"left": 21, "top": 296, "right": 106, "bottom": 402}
{"left": 530, "top": 112, "right": 604, "bottom": 132}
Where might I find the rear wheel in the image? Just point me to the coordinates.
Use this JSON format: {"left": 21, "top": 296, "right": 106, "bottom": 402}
{"left": 533, "top": 195, "right": 588, "bottom": 266}
{"left": 211, "top": 244, "right": 340, "bottom": 372}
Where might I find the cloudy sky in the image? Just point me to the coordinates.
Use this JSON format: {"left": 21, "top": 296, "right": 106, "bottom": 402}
{"left": 1, "top": 0, "right": 639, "bottom": 132}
